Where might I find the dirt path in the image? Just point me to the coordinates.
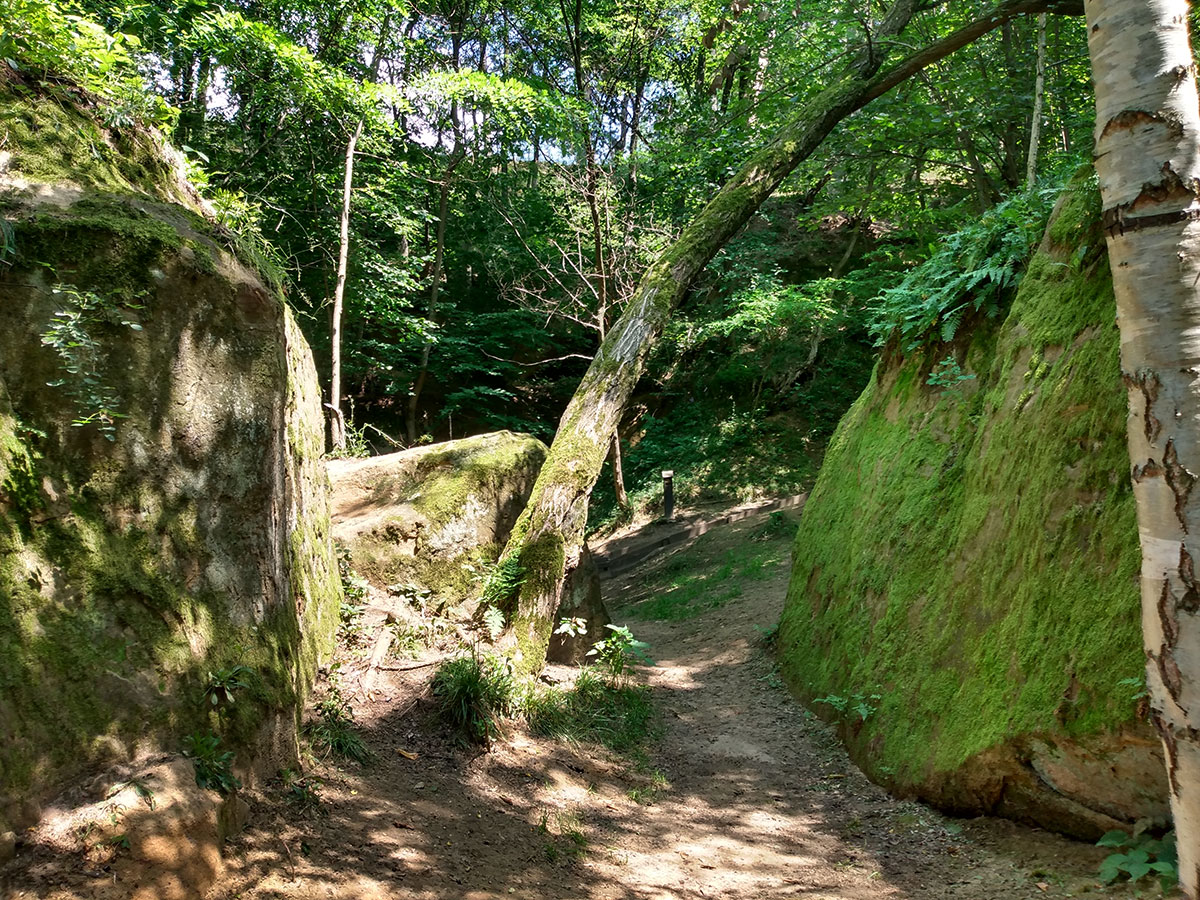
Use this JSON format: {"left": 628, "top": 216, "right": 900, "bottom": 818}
{"left": 208, "top": 510, "right": 1147, "bottom": 900}
{"left": 0, "top": 506, "right": 1159, "bottom": 900}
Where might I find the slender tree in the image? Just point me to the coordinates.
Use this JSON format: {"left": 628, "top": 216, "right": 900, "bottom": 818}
{"left": 1086, "top": 0, "right": 1200, "bottom": 893}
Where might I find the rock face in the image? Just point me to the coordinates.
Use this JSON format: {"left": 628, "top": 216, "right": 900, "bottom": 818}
{"left": 329, "top": 431, "right": 547, "bottom": 604}
{"left": 0, "top": 79, "right": 341, "bottom": 833}
{"left": 778, "top": 174, "right": 1168, "bottom": 838}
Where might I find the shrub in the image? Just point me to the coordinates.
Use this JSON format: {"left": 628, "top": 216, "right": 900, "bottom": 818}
{"left": 432, "top": 652, "right": 516, "bottom": 746}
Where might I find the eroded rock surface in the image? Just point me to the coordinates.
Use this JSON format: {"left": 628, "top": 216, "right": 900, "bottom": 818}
{"left": 0, "top": 79, "right": 340, "bottom": 837}
{"left": 778, "top": 173, "right": 1168, "bottom": 838}
{"left": 329, "top": 431, "right": 546, "bottom": 605}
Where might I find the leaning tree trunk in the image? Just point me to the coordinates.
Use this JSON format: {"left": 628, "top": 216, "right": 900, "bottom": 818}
{"left": 1086, "top": 0, "right": 1200, "bottom": 893}
{"left": 491, "top": 0, "right": 1075, "bottom": 674}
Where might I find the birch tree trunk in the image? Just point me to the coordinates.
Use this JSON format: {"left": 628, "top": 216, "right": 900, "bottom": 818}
{"left": 328, "top": 117, "right": 362, "bottom": 451}
{"left": 1025, "top": 12, "right": 1047, "bottom": 186}
{"left": 1086, "top": 1, "right": 1200, "bottom": 892}
{"left": 491, "top": 0, "right": 1076, "bottom": 673}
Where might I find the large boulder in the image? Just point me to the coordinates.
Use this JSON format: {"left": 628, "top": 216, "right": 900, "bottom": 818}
{"left": 329, "top": 431, "right": 547, "bottom": 604}
{"left": 0, "top": 77, "right": 340, "bottom": 833}
{"left": 778, "top": 173, "right": 1167, "bottom": 838}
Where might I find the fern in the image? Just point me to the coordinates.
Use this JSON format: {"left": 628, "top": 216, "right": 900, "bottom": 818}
{"left": 869, "top": 179, "right": 1066, "bottom": 350}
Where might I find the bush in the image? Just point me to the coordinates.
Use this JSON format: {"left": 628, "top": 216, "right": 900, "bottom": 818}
{"left": 431, "top": 652, "right": 516, "bottom": 746}
{"left": 306, "top": 681, "right": 371, "bottom": 764}
{"left": 869, "top": 180, "right": 1067, "bottom": 349}
{"left": 525, "top": 667, "right": 656, "bottom": 754}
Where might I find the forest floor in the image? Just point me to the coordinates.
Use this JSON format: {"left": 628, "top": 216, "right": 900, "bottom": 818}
{"left": 2, "top": 505, "right": 1165, "bottom": 900}
{"left": 203, "top": 506, "right": 1164, "bottom": 900}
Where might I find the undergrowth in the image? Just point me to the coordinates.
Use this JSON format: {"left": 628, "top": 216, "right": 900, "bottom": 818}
{"left": 869, "top": 178, "right": 1066, "bottom": 349}
{"left": 525, "top": 667, "right": 657, "bottom": 755}
{"left": 431, "top": 651, "right": 517, "bottom": 746}
{"left": 306, "top": 677, "right": 371, "bottom": 764}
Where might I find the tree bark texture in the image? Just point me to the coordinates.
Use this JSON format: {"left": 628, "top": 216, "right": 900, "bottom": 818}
{"left": 1086, "top": 0, "right": 1200, "bottom": 892}
{"left": 493, "top": 0, "right": 1075, "bottom": 674}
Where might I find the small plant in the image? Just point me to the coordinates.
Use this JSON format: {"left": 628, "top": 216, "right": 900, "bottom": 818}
{"left": 1117, "top": 675, "right": 1150, "bottom": 702}
{"left": 338, "top": 599, "right": 369, "bottom": 648}
{"left": 753, "top": 622, "right": 779, "bottom": 649}
{"left": 182, "top": 732, "right": 241, "bottom": 795}
{"left": 813, "top": 691, "right": 882, "bottom": 722}
{"left": 279, "top": 768, "right": 324, "bottom": 815}
{"left": 431, "top": 652, "right": 515, "bottom": 746}
{"left": 203, "top": 665, "right": 254, "bottom": 708}
{"left": 555, "top": 617, "right": 588, "bottom": 638}
{"left": 628, "top": 770, "right": 669, "bottom": 805}
{"left": 480, "top": 555, "right": 526, "bottom": 609}
{"left": 926, "top": 356, "right": 976, "bottom": 391}
{"left": 587, "top": 624, "right": 653, "bottom": 683}
{"left": 40, "top": 284, "right": 144, "bottom": 440}
{"left": 306, "top": 680, "right": 371, "bottom": 764}
{"left": 1097, "top": 827, "right": 1177, "bottom": 890}
{"left": 482, "top": 605, "right": 506, "bottom": 641}
{"left": 751, "top": 510, "right": 792, "bottom": 542}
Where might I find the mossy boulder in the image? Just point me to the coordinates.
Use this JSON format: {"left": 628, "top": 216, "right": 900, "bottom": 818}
{"left": 778, "top": 173, "right": 1167, "bottom": 838}
{"left": 328, "top": 431, "right": 547, "bottom": 605}
{"left": 0, "top": 80, "right": 340, "bottom": 831}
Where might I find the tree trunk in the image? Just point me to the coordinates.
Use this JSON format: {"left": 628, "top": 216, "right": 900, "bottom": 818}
{"left": 328, "top": 117, "right": 363, "bottom": 451}
{"left": 1086, "top": 0, "right": 1200, "bottom": 893}
{"left": 1025, "top": 12, "right": 1046, "bottom": 187}
{"left": 328, "top": 14, "right": 390, "bottom": 452}
{"left": 406, "top": 154, "right": 461, "bottom": 444}
{"left": 491, "top": 0, "right": 1073, "bottom": 674}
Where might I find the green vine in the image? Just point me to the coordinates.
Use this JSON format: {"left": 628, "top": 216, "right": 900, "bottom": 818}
{"left": 39, "top": 283, "right": 143, "bottom": 441}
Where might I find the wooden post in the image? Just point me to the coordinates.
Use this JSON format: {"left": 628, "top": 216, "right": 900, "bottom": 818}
{"left": 662, "top": 470, "right": 675, "bottom": 521}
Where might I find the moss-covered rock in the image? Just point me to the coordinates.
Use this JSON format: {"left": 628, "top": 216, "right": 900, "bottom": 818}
{"left": 328, "top": 431, "right": 547, "bottom": 605}
{"left": 0, "top": 81, "right": 340, "bottom": 830}
{"left": 778, "top": 172, "right": 1167, "bottom": 838}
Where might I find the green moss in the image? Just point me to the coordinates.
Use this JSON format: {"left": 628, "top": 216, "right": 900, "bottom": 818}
{"left": 778, "top": 174, "right": 1142, "bottom": 792}
{"left": 0, "top": 95, "right": 339, "bottom": 814}
{"left": 0, "top": 85, "right": 175, "bottom": 196}
{"left": 412, "top": 432, "right": 545, "bottom": 528}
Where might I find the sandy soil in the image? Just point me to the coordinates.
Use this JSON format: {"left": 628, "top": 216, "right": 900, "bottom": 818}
{"left": 5, "top": 507, "right": 1167, "bottom": 900}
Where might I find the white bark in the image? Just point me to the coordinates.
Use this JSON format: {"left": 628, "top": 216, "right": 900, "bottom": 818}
{"left": 1086, "top": 0, "right": 1200, "bottom": 892}
{"left": 1025, "top": 12, "right": 1046, "bottom": 186}
{"left": 329, "top": 119, "right": 362, "bottom": 452}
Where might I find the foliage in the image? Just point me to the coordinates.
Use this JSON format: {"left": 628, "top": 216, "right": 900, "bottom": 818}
{"left": 39, "top": 284, "right": 143, "bottom": 441}
{"left": 525, "top": 667, "right": 656, "bottom": 754}
{"left": 482, "top": 605, "right": 506, "bottom": 642}
{"left": 306, "top": 678, "right": 371, "bottom": 764}
{"left": 182, "top": 732, "right": 241, "bottom": 795}
{"left": 203, "top": 665, "right": 253, "bottom": 708}
{"left": 870, "top": 181, "right": 1067, "bottom": 349}
{"left": 480, "top": 556, "right": 526, "bottom": 612}
{"left": 1097, "top": 829, "right": 1177, "bottom": 890}
{"left": 926, "top": 356, "right": 976, "bottom": 391}
{"left": 431, "top": 652, "right": 516, "bottom": 746}
{"left": 813, "top": 691, "right": 882, "bottom": 722}
{"left": 279, "top": 767, "right": 324, "bottom": 816}
{"left": 1, "top": 0, "right": 174, "bottom": 124}
{"left": 586, "top": 624, "right": 653, "bottom": 683}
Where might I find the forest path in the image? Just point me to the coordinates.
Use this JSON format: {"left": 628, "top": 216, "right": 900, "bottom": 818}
{"left": 210, "top": 510, "right": 1139, "bottom": 900}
